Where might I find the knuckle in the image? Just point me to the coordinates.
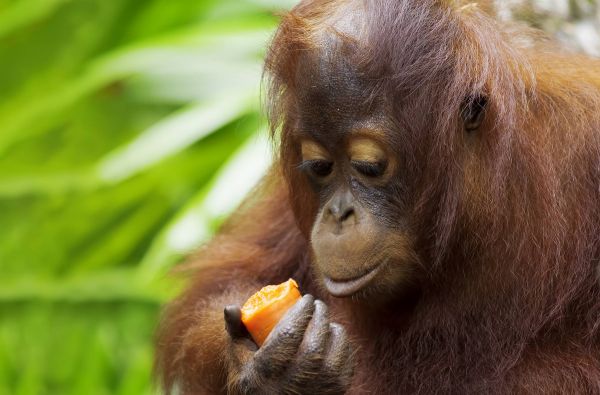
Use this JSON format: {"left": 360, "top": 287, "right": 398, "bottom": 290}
{"left": 324, "top": 351, "right": 350, "bottom": 373}
{"left": 267, "top": 325, "right": 299, "bottom": 347}
{"left": 303, "top": 340, "right": 322, "bottom": 356}
{"left": 278, "top": 325, "right": 301, "bottom": 342}
{"left": 281, "top": 310, "right": 311, "bottom": 330}
{"left": 299, "top": 350, "right": 323, "bottom": 367}
{"left": 305, "top": 329, "right": 328, "bottom": 350}
{"left": 323, "top": 360, "right": 339, "bottom": 374}
{"left": 278, "top": 326, "right": 294, "bottom": 339}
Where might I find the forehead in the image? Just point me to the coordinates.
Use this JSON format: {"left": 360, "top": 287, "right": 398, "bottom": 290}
{"left": 293, "top": 35, "right": 389, "bottom": 145}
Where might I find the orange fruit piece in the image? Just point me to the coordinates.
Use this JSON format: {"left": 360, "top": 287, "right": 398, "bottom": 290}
{"left": 241, "top": 279, "right": 302, "bottom": 346}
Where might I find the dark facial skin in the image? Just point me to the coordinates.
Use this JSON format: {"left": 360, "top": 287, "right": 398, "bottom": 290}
{"left": 296, "top": 43, "right": 487, "bottom": 300}
{"left": 303, "top": 134, "right": 415, "bottom": 297}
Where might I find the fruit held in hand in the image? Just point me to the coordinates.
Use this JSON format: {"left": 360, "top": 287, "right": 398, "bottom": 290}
{"left": 241, "top": 279, "right": 302, "bottom": 346}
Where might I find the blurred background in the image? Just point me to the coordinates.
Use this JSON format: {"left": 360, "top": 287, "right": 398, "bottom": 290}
{"left": 0, "top": 1, "right": 597, "bottom": 394}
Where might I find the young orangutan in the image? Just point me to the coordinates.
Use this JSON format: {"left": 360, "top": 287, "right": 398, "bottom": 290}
{"left": 157, "top": 1, "right": 600, "bottom": 393}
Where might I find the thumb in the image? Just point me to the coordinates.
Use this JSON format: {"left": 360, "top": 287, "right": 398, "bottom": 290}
{"left": 224, "top": 305, "right": 251, "bottom": 340}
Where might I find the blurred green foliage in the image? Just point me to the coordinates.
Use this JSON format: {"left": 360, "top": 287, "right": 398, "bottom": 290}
{"left": 2, "top": 1, "right": 595, "bottom": 394}
{"left": 0, "top": 0, "right": 294, "bottom": 393}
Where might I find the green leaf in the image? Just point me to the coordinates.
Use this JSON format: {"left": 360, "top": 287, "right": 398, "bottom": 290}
{"left": 97, "top": 94, "right": 257, "bottom": 183}
{"left": 0, "top": 0, "right": 72, "bottom": 39}
{"left": 137, "top": 130, "right": 272, "bottom": 283}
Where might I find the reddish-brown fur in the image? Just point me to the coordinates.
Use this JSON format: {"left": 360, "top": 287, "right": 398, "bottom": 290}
{"left": 156, "top": 1, "right": 600, "bottom": 393}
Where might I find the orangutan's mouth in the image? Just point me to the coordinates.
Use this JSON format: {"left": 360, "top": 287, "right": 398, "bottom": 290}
{"left": 323, "top": 261, "right": 385, "bottom": 297}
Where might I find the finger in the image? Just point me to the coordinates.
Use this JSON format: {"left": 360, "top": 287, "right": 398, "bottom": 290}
{"left": 225, "top": 306, "right": 257, "bottom": 373}
{"left": 253, "top": 294, "right": 315, "bottom": 376}
{"left": 224, "top": 305, "right": 250, "bottom": 339}
{"left": 324, "top": 322, "right": 353, "bottom": 376}
{"left": 295, "top": 300, "right": 330, "bottom": 373}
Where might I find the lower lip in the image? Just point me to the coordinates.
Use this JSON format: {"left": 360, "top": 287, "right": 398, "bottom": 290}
{"left": 323, "top": 263, "right": 384, "bottom": 297}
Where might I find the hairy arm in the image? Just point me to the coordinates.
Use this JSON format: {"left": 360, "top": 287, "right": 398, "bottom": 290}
{"left": 155, "top": 174, "right": 312, "bottom": 394}
{"left": 157, "top": 287, "right": 257, "bottom": 394}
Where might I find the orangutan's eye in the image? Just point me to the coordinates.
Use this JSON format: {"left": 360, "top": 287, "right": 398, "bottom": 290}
{"left": 298, "top": 160, "right": 334, "bottom": 178}
{"left": 351, "top": 160, "right": 386, "bottom": 178}
{"left": 300, "top": 140, "right": 332, "bottom": 179}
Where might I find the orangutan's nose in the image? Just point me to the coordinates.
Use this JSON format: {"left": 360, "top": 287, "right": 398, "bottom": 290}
{"left": 325, "top": 190, "right": 357, "bottom": 227}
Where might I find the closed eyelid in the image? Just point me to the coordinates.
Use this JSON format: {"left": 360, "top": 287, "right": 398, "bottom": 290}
{"left": 301, "top": 140, "right": 329, "bottom": 161}
{"left": 347, "top": 137, "right": 386, "bottom": 163}
{"left": 351, "top": 160, "right": 386, "bottom": 177}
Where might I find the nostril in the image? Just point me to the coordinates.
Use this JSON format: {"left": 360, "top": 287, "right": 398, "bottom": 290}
{"left": 325, "top": 190, "right": 357, "bottom": 225}
{"left": 340, "top": 208, "right": 354, "bottom": 223}
{"left": 327, "top": 206, "right": 355, "bottom": 224}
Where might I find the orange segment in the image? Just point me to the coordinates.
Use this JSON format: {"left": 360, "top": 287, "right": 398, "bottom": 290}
{"left": 241, "top": 279, "right": 302, "bottom": 346}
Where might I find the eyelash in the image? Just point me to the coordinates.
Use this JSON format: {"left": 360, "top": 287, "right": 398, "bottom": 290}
{"left": 351, "top": 161, "right": 386, "bottom": 177}
{"left": 298, "top": 160, "right": 334, "bottom": 178}
{"left": 297, "top": 160, "right": 387, "bottom": 179}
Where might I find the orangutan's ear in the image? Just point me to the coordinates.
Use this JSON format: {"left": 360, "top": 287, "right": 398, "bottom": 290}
{"left": 461, "top": 95, "right": 488, "bottom": 132}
